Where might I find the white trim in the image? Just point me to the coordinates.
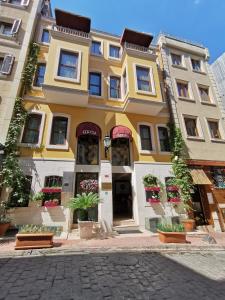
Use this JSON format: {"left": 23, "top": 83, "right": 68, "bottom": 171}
{"left": 156, "top": 124, "right": 171, "bottom": 154}
{"left": 133, "top": 63, "right": 156, "bottom": 96}
{"left": 137, "top": 122, "right": 156, "bottom": 154}
{"left": 90, "top": 38, "right": 103, "bottom": 57}
{"left": 205, "top": 117, "right": 225, "bottom": 142}
{"left": 32, "top": 61, "right": 46, "bottom": 89}
{"left": 19, "top": 110, "right": 45, "bottom": 148}
{"left": 182, "top": 114, "right": 204, "bottom": 140}
{"left": 175, "top": 78, "right": 195, "bottom": 102}
{"left": 108, "top": 74, "right": 123, "bottom": 102}
{"left": 46, "top": 113, "right": 71, "bottom": 150}
{"left": 54, "top": 47, "right": 82, "bottom": 83}
{"left": 88, "top": 69, "right": 103, "bottom": 98}
{"left": 107, "top": 41, "right": 121, "bottom": 61}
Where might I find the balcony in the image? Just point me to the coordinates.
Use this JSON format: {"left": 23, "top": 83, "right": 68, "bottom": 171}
{"left": 52, "top": 25, "right": 90, "bottom": 39}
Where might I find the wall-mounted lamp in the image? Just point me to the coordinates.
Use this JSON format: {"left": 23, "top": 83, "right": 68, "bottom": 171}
{"left": 103, "top": 134, "right": 111, "bottom": 158}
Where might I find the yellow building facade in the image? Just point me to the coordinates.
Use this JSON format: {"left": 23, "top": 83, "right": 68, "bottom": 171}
{"left": 18, "top": 10, "right": 179, "bottom": 231}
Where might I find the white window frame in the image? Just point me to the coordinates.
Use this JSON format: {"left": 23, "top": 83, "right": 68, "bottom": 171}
{"left": 205, "top": 118, "right": 225, "bottom": 142}
{"left": 122, "top": 65, "right": 129, "bottom": 99}
{"left": 0, "top": 54, "right": 14, "bottom": 75}
{"left": 182, "top": 114, "right": 204, "bottom": 141}
{"left": 19, "top": 110, "right": 45, "bottom": 148}
{"left": 0, "top": 0, "right": 29, "bottom": 8}
{"left": 175, "top": 79, "right": 194, "bottom": 102}
{"left": 170, "top": 51, "right": 186, "bottom": 69}
{"left": 89, "top": 70, "right": 103, "bottom": 98}
{"left": 54, "top": 47, "right": 82, "bottom": 84}
{"left": 108, "top": 74, "right": 122, "bottom": 102}
{"left": 32, "top": 60, "right": 46, "bottom": 90}
{"left": 156, "top": 124, "right": 171, "bottom": 154}
{"left": 190, "top": 57, "right": 206, "bottom": 74}
{"left": 196, "top": 83, "right": 216, "bottom": 106}
{"left": 137, "top": 122, "right": 156, "bottom": 154}
{"left": 107, "top": 42, "right": 121, "bottom": 61}
{"left": 38, "top": 25, "right": 51, "bottom": 45}
{"left": 133, "top": 63, "right": 156, "bottom": 96}
{"left": 90, "top": 39, "right": 103, "bottom": 57}
{"left": 46, "top": 113, "right": 71, "bottom": 150}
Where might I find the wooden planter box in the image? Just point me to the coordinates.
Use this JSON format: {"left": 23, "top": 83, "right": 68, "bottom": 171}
{"left": 15, "top": 233, "right": 54, "bottom": 250}
{"left": 78, "top": 221, "right": 94, "bottom": 239}
{"left": 158, "top": 230, "right": 187, "bottom": 243}
{"left": 0, "top": 223, "right": 10, "bottom": 236}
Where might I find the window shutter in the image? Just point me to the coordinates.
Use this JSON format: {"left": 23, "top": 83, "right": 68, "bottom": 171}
{"left": 1, "top": 55, "right": 14, "bottom": 75}
{"left": 11, "top": 19, "right": 21, "bottom": 35}
{"left": 21, "top": 0, "right": 30, "bottom": 6}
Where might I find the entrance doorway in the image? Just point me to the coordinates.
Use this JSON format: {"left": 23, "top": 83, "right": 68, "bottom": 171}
{"left": 192, "top": 185, "right": 208, "bottom": 226}
{"left": 112, "top": 173, "right": 133, "bottom": 221}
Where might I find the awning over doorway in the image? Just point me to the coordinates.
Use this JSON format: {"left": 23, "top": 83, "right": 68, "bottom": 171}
{"left": 76, "top": 122, "right": 101, "bottom": 138}
{"left": 111, "top": 126, "right": 132, "bottom": 140}
{"left": 190, "top": 169, "right": 211, "bottom": 185}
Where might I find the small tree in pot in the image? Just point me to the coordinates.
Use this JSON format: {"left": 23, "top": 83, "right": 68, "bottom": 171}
{"left": 68, "top": 192, "right": 101, "bottom": 239}
{"left": 0, "top": 201, "right": 11, "bottom": 236}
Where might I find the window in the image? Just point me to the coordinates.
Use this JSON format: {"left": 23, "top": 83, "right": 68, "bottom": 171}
{"left": 211, "top": 167, "right": 225, "bottom": 188}
{"left": 139, "top": 125, "right": 152, "bottom": 151}
{"left": 110, "top": 76, "right": 121, "bottom": 99}
{"left": 199, "top": 86, "right": 210, "bottom": 102}
{"left": 109, "top": 45, "right": 120, "bottom": 59}
{"left": 191, "top": 59, "right": 201, "bottom": 71}
{"left": 89, "top": 72, "right": 101, "bottom": 96}
{"left": 50, "top": 116, "right": 68, "bottom": 145}
{"left": 57, "top": 50, "right": 78, "bottom": 79}
{"left": 171, "top": 53, "right": 182, "bottom": 66}
{"left": 177, "top": 81, "right": 189, "bottom": 98}
{"left": 41, "top": 29, "right": 50, "bottom": 43}
{"left": 122, "top": 69, "right": 127, "bottom": 95}
{"left": 0, "top": 55, "right": 14, "bottom": 75}
{"left": 45, "top": 176, "right": 62, "bottom": 188}
{"left": 34, "top": 64, "right": 46, "bottom": 87}
{"left": 21, "top": 113, "right": 42, "bottom": 144}
{"left": 91, "top": 41, "right": 102, "bottom": 55}
{"left": 136, "top": 66, "right": 152, "bottom": 92}
{"left": 158, "top": 127, "right": 171, "bottom": 152}
{"left": 0, "top": 22, "right": 12, "bottom": 36}
{"left": 9, "top": 0, "right": 21, "bottom": 4}
{"left": 112, "top": 138, "right": 130, "bottom": 166}
{"left": 77, "top": 135, "right": 99, "bottom": 165}
{"left": 208, "top": 120, "right": 221, "bottom": 139}
{"left": 184, "top": 117, "right": 198, "bottom": 137}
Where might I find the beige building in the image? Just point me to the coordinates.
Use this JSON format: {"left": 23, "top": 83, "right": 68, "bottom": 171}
{"left": 158, "top": 34, "right": 225, "bottom": 231}
{"left": 0, "top": 0, "right": 51, "bottom": 149}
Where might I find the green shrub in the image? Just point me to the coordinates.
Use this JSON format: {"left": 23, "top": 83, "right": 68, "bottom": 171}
{"left": 19, "top": 225, "right": 55, "bottom": 234}
{"left": 157, "top": 223, "right": 185, "bottom": 232}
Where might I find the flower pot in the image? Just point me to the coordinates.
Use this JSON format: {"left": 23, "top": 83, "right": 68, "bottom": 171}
{"left": 78, "top": 220, "right": 94, "bottom": 239}
{"left": 145, "top": 187, "right": 161, "bottom": 192}
{"left": 182, "top": 219, "right": 195, "bottom": 232}
{"left": 15, "top": 233, "right": 54, "bottom": 250}
{"left": 148, "top": 198, "right": 160, "bottom": 204}
{"left": 44, "top": 201, "right": 59, "bottom": 207}
{"left": 0, "top": 223, "right": 10, "bottom": 236}
{"left": 166, "top": 186, "right": 179, "bottom": 192}
{"left": 168, "top": 197, "right": 181, "bottom": 203}
{"left": 157, "top": 230, "right": 187, "bottom": 243}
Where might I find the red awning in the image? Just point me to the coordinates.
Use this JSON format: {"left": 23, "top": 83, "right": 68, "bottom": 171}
{"left": 111, "top": 126, "right": 132, "bottom": 140}
{"left": 76, "top": 122, "right": 101, "bottom": 138}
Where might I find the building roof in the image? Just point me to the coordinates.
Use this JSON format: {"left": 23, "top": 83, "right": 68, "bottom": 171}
{"left": 55, "top": 9, "right": 91, "bottom": 33}
{"left": 120, "top": 28, "right": 153, "bottom": 47}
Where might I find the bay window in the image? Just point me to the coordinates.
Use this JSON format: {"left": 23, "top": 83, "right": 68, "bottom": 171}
{"left": 136, "top": 66, "right": 152, "bottom": 92}
{"left": 57, "top": 50, "right": 79, "bottom": 79}
{"left": 110, "top": 76, "right": 121, "bottom": 99}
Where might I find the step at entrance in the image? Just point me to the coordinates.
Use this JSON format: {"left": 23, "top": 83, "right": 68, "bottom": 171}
{"left": 113, "top": 219, "right": 141, "bottom": 234}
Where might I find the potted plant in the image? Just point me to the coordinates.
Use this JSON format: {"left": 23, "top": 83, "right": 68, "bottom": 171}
{"left": 143, "top": 174, "right": 162, "bottom": 204}
{"left": 29, "top": 192, "right": 45, "bottom": 207}
{"left": 0, "top": 202, "right": 11, "bottom": 236}
{"left": 15, "top": 225, "right": 54, "bottom": 250}
{"left": 157, "top": 223, "right": 186, "bottom": 243}
{"left": 67, "top": 192, "right": 101, "bottom": 239}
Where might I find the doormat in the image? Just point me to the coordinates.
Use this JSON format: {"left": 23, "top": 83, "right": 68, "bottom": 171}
{"left": 118, "top": 230, "right": 142, "bottom": 234}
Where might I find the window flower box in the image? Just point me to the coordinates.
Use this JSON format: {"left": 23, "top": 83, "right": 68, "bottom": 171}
{"left": 41, "top": 187, "right": 62, "bottom": 193}
{"left": 44, "top": 200, "right": 59, "bottom": 207}
{"left": 166, "top": 185, "right": 179, "bottom": 192}
{"left": 148, "top": 198, "right": 161, "bottom": 204}
{"left": 168, "top": 197, "right": 181, "bottom": 203}
{"left": 15, "top": 233, "right": 54, "bottom": 250}
{"left": 145, "top": 186, "right": 161, "bottom": 192}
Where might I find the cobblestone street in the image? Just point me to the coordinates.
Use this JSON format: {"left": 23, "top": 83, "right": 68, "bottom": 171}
{"left": 0, "top": 251, "right": 225, "bottom": 300}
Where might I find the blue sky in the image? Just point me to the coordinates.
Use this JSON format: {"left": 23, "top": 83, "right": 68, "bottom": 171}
{"left": 51, "top": 0, "right": 225, "bottom": 63}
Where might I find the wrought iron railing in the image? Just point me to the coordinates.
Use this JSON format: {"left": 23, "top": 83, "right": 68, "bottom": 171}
{"left": 53, "top": 25, "right": 90, "bottom": 39}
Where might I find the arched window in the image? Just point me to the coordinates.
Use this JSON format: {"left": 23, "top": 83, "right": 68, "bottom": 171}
{"left": 111, "top": 126, "right": 132, "bottom": 166}
{"left": 76, "top": 122, "right": 101, "bottom": 165}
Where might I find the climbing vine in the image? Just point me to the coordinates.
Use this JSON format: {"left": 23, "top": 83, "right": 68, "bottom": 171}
{"left": 169, "top": 123, "right": 193, "bottom": 211}
{"left": 0, "top": 42, "right": 40, "bottom": 207}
